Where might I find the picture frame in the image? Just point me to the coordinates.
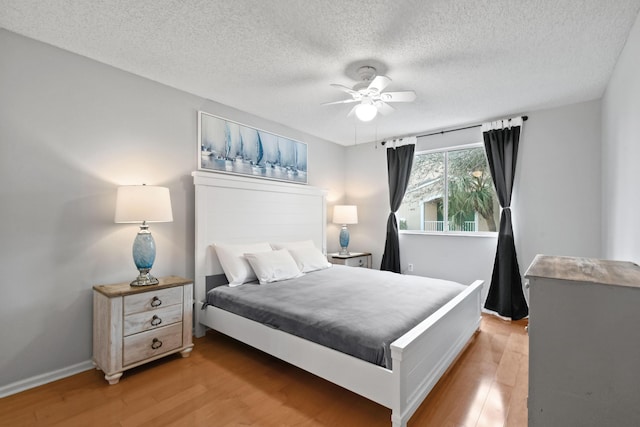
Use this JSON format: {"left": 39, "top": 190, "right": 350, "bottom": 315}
{"left": 198, "top": 111, "right": 308, "bottom": 184}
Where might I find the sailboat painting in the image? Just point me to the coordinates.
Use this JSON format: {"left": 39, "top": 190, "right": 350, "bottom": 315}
{"left": 198, "top": 111, "right": 308, "bottom": 184}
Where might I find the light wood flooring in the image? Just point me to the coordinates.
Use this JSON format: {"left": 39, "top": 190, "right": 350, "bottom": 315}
{"left": 0, "top": 314, "right": 528, "bottom": 427}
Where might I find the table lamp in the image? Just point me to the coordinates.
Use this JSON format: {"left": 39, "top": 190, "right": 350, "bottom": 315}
{"left": 115, "top": 185, "right": 173, "bottom": 286}
{"left": 333, "top": 205, "right": 358, "bottom": 255}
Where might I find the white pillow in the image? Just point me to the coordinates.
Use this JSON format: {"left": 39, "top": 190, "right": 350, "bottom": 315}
{"left": 214, "top": 242, "right": 272, "bottom": 286}
{"left": 244, "top": 249, "right": 304, "bottom": 284}
{"left": 288, "top": 246, "right": 331, "bottom": 273}
{"left": 270, "top": 240, "right": 315, "bottom": 251}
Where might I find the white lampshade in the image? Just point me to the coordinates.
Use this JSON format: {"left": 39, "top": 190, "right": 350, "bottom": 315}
{"left": 355, "top": 103, "right": 378, "bottom": 122}
{"left": 114, "top": 185, "right": 173, "bottom": 223}
{"left": 333, "top": 205, "right": 358, "bottom": 225}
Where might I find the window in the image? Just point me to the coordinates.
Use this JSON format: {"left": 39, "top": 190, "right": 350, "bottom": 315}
{"left": 398, "top": 144, "right": 499, "bottom": 234}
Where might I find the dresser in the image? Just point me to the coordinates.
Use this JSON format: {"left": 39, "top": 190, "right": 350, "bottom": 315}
{"left": 328, "top": 252, "right": 372, "bottom": 268}
{"left": 525, "top": 255, "right": 640, "bottom": 426}
{"left": 93, "top": 276, "right": 194, "bottom": 384}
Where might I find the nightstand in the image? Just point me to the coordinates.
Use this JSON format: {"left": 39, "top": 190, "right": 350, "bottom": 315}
{"left": 328, "top": 252, "right": 372, "bottom": 268}
{"left": 92, "top": 276, "right": 194, "bottom": 384}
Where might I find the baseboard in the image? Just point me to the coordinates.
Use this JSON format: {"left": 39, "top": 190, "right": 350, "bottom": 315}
{"left": 0, "top": 360, "right": 94, "bottom": 398}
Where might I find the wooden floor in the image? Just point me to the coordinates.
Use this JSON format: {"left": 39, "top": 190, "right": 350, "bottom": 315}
{"left": 0, "top": 314, "right": 528, "bottom": 427}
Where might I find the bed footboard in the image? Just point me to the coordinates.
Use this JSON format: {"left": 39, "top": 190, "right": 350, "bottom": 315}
{"left": 389, "top": 279, "right": 483, "bottom": 427}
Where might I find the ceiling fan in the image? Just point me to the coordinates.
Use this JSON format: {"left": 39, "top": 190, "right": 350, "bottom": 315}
{"left": 323, "top": 66, "right": 417, "bottom": 122}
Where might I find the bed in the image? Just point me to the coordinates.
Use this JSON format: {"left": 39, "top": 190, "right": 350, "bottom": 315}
{"left": 193, "top": 171, "right": 483, "bottom": 427}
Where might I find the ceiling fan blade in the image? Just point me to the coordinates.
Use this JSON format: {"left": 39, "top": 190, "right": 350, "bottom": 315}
{"left": 380, "top": 91, "right": 416, "bottom": 103}
{"left": 376, "top": 101, "right": 396, "bottom": 116}
{"left": 367, "top": 75, "right": 391, "bottom": 93}
{"left": 346, "top": 105, "right": 359, "bottom": 118}
{"left": 330, "top": 83, "right": 360, "bottom": 96}
{"left": 321, "top": 98, "right": 359, "bottom": 106}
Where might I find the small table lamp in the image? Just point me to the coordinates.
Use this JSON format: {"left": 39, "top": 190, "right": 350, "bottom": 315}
{"left": 333, "top": 205, "right": 358, "bottom": 255}
{"left": 115, "top": 185, "right": 173, "bottom": 286}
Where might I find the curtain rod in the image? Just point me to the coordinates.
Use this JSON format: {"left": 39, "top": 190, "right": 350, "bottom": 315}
{"left": 417, "top": 115, "right": 528, "bottom": 138}
{"left": 381, "top": 115, "right": 528, "bottom": 145}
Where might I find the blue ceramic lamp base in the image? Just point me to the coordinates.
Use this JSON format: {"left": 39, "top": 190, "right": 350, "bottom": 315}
{"left": 339, "top": 225, "right": 351, "bottom": 255}
{"left": 130, "top": 223, "right": 159, "bottom": 286}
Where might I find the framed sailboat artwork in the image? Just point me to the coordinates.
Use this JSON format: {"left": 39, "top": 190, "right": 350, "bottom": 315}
{"left": 198, "top": 111, "right": 308, "bottom": 184}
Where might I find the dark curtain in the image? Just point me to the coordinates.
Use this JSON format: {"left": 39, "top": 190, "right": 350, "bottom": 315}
{"left": 483, "top": 124, "right": 528, "bottom": 320}
{"left": 380, "top": 144, "right": 415, "bottom": 273}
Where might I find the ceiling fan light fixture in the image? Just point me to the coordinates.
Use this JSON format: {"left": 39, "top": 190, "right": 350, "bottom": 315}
{"left": 324, "top": 65, "right": 415, "bottom": 121}
{"left": 355, "top": 103, "right": 378, "bottom": 122}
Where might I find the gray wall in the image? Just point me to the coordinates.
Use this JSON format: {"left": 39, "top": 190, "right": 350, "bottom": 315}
{"left": 602, "top": 10, "right": 640, "bottom": 264}
{"left": 0, "top": 29, "right": 345, "bottom": 389}
{"left": 514, "top": 100, "right": 602, "bottom": 271}
{"left": 345, "top": 100, "right": 603, "bottom": 302}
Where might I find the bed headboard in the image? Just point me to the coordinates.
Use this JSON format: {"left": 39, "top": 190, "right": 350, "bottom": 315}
{"left": 192, "top": 171, "right": 327, "bottom": 309}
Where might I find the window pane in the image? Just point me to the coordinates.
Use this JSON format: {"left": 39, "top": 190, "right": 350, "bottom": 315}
{"left": 398, "top": 145, "right": 499, "bottom": 233}
{"left": 447, "top": 147, "right": 499, "bottom": 232}
{"left": 397, "top": 151, "right": 445, "bottom": 231}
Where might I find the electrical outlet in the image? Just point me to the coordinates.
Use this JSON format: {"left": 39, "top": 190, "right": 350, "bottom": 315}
{"left": 408, "top": 263, "right": 414, "bottom": 272}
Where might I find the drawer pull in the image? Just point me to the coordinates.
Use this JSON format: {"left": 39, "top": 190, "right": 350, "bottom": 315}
{"left": 150, "top": 296, "right": 162, "bottom": 307}
{"left": 151, "top": 338, "right": 163, "bottom": 350}
{"left": 358, "top": 259, "right": 364, "bottom": 266}
{"left": 151, "top": 315, "right": 162, "bottom": 326}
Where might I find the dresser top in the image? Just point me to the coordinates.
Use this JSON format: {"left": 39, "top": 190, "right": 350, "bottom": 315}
{"left": 525, "top": 255, "right": 640, "bottom": 288}
{"left": 93, "top": 276, "right": 192, "bottom": 297}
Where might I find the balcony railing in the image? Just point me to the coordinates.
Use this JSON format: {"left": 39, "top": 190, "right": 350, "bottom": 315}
{"left": 423, "top": 221, "right": 477, "bottom": 232}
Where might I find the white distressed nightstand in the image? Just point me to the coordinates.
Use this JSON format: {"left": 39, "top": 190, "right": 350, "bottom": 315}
{"left": 328, "top": 252, "right": 372, "bottom": 268}
{"left": 92, "top": 276, "right": 194, "bottom": 384}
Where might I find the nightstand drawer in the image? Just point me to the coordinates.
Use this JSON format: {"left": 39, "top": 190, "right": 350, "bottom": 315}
{"left": 329, "top": 252, "right": 372, "bottom": 269}
{"left": 124, "top": 287, "right": 183, "bottom": 315}
{"left": 123, "top": 323, "right": 183, "bottom": 366}
{"left": 344, "top": 256, "right": 368, "bottom": 268}
{"left": 124, "top": 304, "right": 183, "bottom": 336}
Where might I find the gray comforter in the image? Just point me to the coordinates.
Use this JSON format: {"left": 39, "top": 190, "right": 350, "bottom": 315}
{"left": 206, "top": 265, "right": 466, "bottom": 369}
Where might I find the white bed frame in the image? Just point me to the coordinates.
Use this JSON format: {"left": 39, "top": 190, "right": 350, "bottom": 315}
{"left": 192, "top": 171, "right": 483, "bottom": 427}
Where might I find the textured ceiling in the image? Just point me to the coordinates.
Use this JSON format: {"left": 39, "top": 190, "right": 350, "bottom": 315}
{"left": 2, "top": 0, "right": 639, "bottom": 145}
